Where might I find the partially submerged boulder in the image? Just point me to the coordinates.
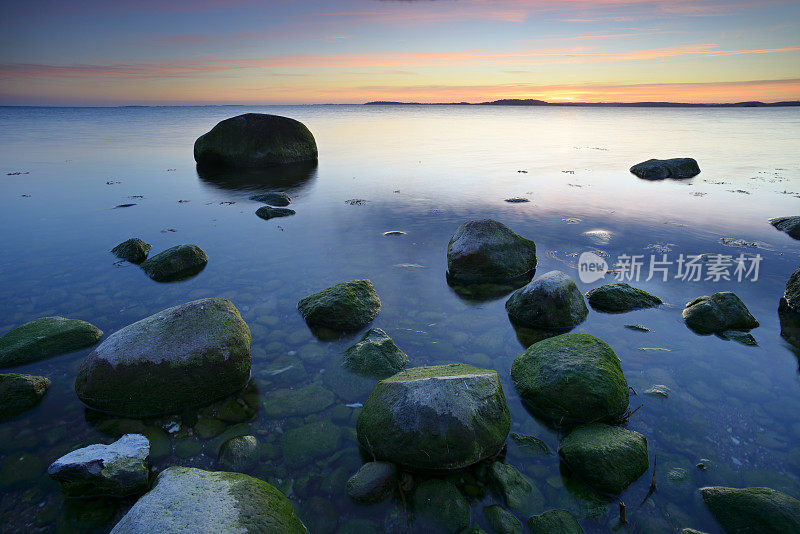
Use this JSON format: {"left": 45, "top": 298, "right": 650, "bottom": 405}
{"left": 346, "top": 461, "right": 397, "bottom": 504}
{"left": 769, "top": 216, "right": 800, "bottom": 240}
{"left": 250, "top": 192, "right": 292, "bottom": 206}
{"left": 490, "top": 461, "right": 544, "bottom": 515}
{"left": 585, "top": 283, "right": 662, "bottom": 312}
{"left": 558, "top": 424, "right": 649, "bottom": 494}
{"left": 683, "top": 292, "right": 759, "bottom": 334}
{"left": 111, "top": 238, "right": 151, "bottom": 264}
{"left": 446, "top": 219, "right": 537, "bottom": 285}
{"left": 194, "top": 113, "right": 318, "bottom": 168}
{"left": 510, "top": 333, "right": 629, "bottom": 424}
{"left": 700, "top": 486, "right": 800, "bottom": 534}
{"left": 506, "top": 271, "right": 588, "bottom": 328}
{"left": 0, "top": 317, "right": 102, "bottom": 368}
{"left": 75, "top": 298, "right": 251, "bottom": 417}
{"left": 47, "top": 434, "right": 149, "bottom": 498}
{"left": 527, "top": 510, "right": 583, "bottom": 533}
{"left": 412, "top": 479, "right": 470, "bottom": 534}
{"left": 110, "top": 466, "right": 308, "bottom": 533}
{"left": 630, "top": 158, "right": 700, "bottom": 180}
{"left": 786, "top": 267, "right": 800, "bottom": 312}
{"left": 342, "top": 328, "right": 408, "bottom": 378}
{"left": 141, "top": 244, "right": 208, "bottom": 282}
{"left": 280, "top": 420, "right": 341, "bottom": 469}
{"left": 357, "top": 364, "right": 510, "bottom": 470}
{"left": 256, "top": 206, "right": 295, "bottom": 220}
{"left": 218, "top": 435, "right": 259, "bottom": 472}
{"left": 297, "top": 279, "right": 381, "bottom": 331}
{"left": 0, "top": 373, "right": 50, "bottom": 420}
{"left": 779, "top": 297, "right": 800, "bottom": 349}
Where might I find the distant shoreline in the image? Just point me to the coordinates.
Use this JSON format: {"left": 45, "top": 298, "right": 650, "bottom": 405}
{"left": 364, "top": 98, "right": 800, "bottom": 107}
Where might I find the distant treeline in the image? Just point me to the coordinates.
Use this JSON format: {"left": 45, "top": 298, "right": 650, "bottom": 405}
{"left": 365, "top": 99, "right": 800, "bottom": 107}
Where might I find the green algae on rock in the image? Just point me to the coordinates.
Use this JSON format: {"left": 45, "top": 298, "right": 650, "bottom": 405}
{"left": 412, "top": 479, "right": 470, "bottom": 534}
{"left": 0, "top": 316, "right": 102, "bottom": 368}
{"left": 585, "top": 283, "right": 662, "bottom": 312}
{"left": 357, "top": 363, "right": 510, "bottom": 470}
{"left": 280, "top": 420, "right": 342, "bottom": 469}
{"left": 0, "top": 373, "right": 50, "bottom": 420}
{"left": 110, "top": 238, "right": 151, "bottom": 264}
{"left": 141, "top": 244, "right": 208, "bottom": 282}
{"left": 630, "top": 158, "right": 700, "bottom": 180}
{"left": 527, "top": 509, "right": 583, "bottom": 534}
{"left": 110, "top": 466, "right": 308, "bottom": 533}
{"left": 510, "top": 333, "right": 629, "bottom": 424}
{"left": 218, "top": 435, "right": 259, "bottom": 472}
{"left": 701, "top": 486, "right": 800, "bottom": 534}
{"left": 194, "top": 113, "right": 318, "bottom": 168}
{"left": 261, "top": 383, "right": 335, "bottom": 418}
{"left": 484, "top": 504, "right": 522, "bottom": 534}
{"left": 558, "top": 424, "right": 649, "bottom": 494}
{"left": 342, "top": 328, "right": 408, "bottom": 378}
{"left": 490, "top": 461, "right": 544, "bottom": 515}
{"left": 505, "top": 270, "right": 588, "bottom": 328}
{"left": 346, "top": 461, "right": 397, "bottom": 504}
{"left": 75, "top": 298, "right": 251, "bottom": 417}
{"left": 682, "top": 292, "right": 759, "bottom": 334}
{"left": 297, "top": 279, "right": 381, "bottom": 331}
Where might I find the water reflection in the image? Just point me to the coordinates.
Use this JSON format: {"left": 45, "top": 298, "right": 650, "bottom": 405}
{"left": 196, "top": 161, "right": 318, "bottom": 196}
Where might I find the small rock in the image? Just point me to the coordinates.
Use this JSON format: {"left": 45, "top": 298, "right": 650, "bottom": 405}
{"left": 490, "top": 461, "right": 544, "bottom": 514}
{"left": 527, "top": 510, "right": 583, "bottom": 533}
{"left": 261, "top": 383, "right": 334, "bottom": 418}
{"left": 111, "top": 238, "right": 151, "bottom": 264}
{"left": 250, "top": 192, "right": 291, "bottom": 206}
{"left": 484, "top": 504, "right": 522, "bottom": 534}
{"left": 218, "top": 435, "right": 259, "bottom": 472}
{"left": 346, "top": 461, "right": 397, "bottom": 504}
{"left": 504, "top": 197, "right": 530, "bottom": 203}
{"left": 701, "top": 486, "right": 800, "bottom": 534}
{"left": 720, "top": 330, "right": 757, "bottom": 346}
{"left": 0, "top": 373, "right": 50, "bottom": 420}
{"left": 141, "top": 244, "right": 208, "bottom": 282}
{"left": 256, "top": 206, "right": 296, "bottom": 220}
{"left": 625, "top": 324, "right": 651, "bottom": 332}
{"left": 683, "top": 292, "right": 759, "bottom": 334}
{"left": 508, "top": 432, "right": 551, "bottom": 456}
{"left": 0, "top": 317, "right": 102, "bottom": 368}
{"left": 345, "top": 199, "right": 367, "bottom": 205}
{"left": 630, "top": 158, "right": 700, "bottom": 180}
{"left": 769, "top": 216, "right": 800, "bottom": 239}
{"left": 383, "top": 230, "right": 406, "bottom": 236}
{"left": 297, "top": 279, "right": 381, "bottom": 331}
{"left": 281, "top": 420, "right": 341, "bottom": 468}
{"left": 413, "top": 479, "right": 469, "bottom": 534}
{"left": 505, "top": 270, "right": 588, "bottom": 328}
{"left": 342, "top": 328, "right": 408, "bottom": 379}
{"left": 585, "top": 283, "right": 662, "bottom": 312}
{"left": 644, "top": 384, "right": 670, "bottom": 397}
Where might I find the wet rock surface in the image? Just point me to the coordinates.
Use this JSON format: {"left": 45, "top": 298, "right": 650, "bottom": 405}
{"left": 110, "top": 238, "right": 151, "bottom": 264}
{"left": 701, "top": 486, "right": 800, "bottom": 534}
{"left": 769, "top": 216, "right": 800, "bottom": 239}
{"left": 141, "top": 244, "right": 208, "bottom": 282}
{"left": 506, "top": 270, "right": 588, "bottom": 328}
{"left": 0, "top": 316, "right": 102, "bottom": 368}
{"left": 585, "top": 283, "right": 662, "bottom": 312}
{"left": 297, "top": 279, "right": 381, "bottom": 331}
{"left": 342, "top": 328, "right": 408, "bottom": 378}
{"left": 683, "top": 292, "right": 759, "bottom": 334}
{"left": 630, "top": 158, "right": 700, "bottom": 180}
{"left": 0, "top": 373, "right": 50, "bottom": 420}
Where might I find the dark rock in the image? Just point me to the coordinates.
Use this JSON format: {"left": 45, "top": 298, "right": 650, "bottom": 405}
{"left": 342, "top": 328, "right": 408, "bottom": 379}
{"left": 141, "top": 244, "right": 208, "bottom": 282}
{"left": 250, "top": 192, "right": 291, "bottom": 206}
{"left": 786, "top": 267, "right": 800, "bottom": 312}
{"left": 280, "top": 420, "right": 341, "bottom": 469}
{"left": 297, "top": 279, "right": 381, "bottom": 331}
{"left": 683, "top": 292, "right": 759, "bottom": 334}
{"left": 504, "top": 197, "right": 530, "bottom": 203}
{"left": 701, "top": 486, "right": 800, "bottom": 534}
{"left": 261, "top": 383, "right": 335, "bottom": 418}
{"left": 490, "top": 461, "right": 544, "bottom": 515}
{"left": 719, "top": 330, "right": 757, "bottom": 346}
{"left": 585, "top": 283, "right": 662, "bottom": 312}
{"left": 0, "top": 317, "right": 102, "bottom": 368}
{"left": 412, "top": 479, "right": 469, "bottom": 533}
{"left": 111, "top": 238, "right": 151, "bottom": 264}
{"left": 769, "top": 216, "right": 800, "bottom": 239}
{"left": 218, "top": 435, "right": 259, "bottom": 472}
{"left": 346, "top": 461, "right": 397, "bottom": 504}
{"left": 508, "top": 432, "right": 551, "bottom": 456}
{"left": 779, "top": 297, "right": 800, "bottom": 348}
{"left": 506, "top": 271, "right": 588, "bottom": 328}
{"left": 256, "top": 206, "right": 296, "bottom": 220}
{"left": 630, "top": 158, "right": 700, "bottom": 180}
{"left": 484, "top": 504, "right": 522, "bottom": 534}
{"left": 527, "top": 510, "right": 583, "bottom": 533}
{"left": 0, "top": 373, "right": 50, "bottom": 420}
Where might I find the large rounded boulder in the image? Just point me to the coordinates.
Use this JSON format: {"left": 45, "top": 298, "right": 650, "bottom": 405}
{"left": 297, "top": 279, "right": 381, "bottom": 331}
{"left": 357, "top": 363, "right": 510, "bottom": 470}
{"left": 194, "top": 113, "right": 318, "bottom": 168}
{"left": 446, "top": 219, "right": 537, "bottom": 284}
{"left": 682, "top": 292, "right": 759, "bottom": 334}
{"left": 141, "top": 244, "right": 208, "bottom": 282}
{"left": 701, "top": 486, "right": 800, "bottom": 533}
{"left": 510, "top": 333, "right": 629, "bottom": 424}
{"left": 506, "top": 270, "right": 588, "bottom": 328}
{"left": 75, "top": 298, "right": 251, "bottom": 417}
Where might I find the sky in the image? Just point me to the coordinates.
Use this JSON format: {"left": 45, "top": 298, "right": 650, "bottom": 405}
{"left": 1, "top": 0, "right": 799, "bottom": 105}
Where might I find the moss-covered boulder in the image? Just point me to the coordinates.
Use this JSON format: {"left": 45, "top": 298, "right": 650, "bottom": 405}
{"left": 446, "top": 219, "right": 537, "bottom": 284}
{"left": 346, "top": 461, "right": 397, "bottom": 504}
{"left": 585, "top": 283, "right": 662, "bottom": 312}
{"left": 280, "top": 420, "right": 342, "bottom": 469}
{"left": 75, "top": 298, "right": 251, "bottom": 417}
{"left": 0, "top": 373, "right": 50, "bottom": 420}
{"left": 110, "top": 466, "right": 308, "bottom": 533}
{"left": 250, "top": 192, "right": 291, "bottom": 206}
{"left": 47, "top": 434, "right": 150, "bottom": 498}
{"left": 297, "top": 279, "right": 381, "bottom": 331}
{"left": 256, "top": 206, "right": 295, "bottom": 220}
{"left": 779, "top": 297, "right": 800, "bottom": 349}
{"left": 505, "top": 271, "right": 588, "bottom": 328}
{"left": 527, "top": 510, "right": 583, "bottom": 533}
{"left": 218, "top": 435, "right": 259, "bottom": 472}
{"left": 0, "top": 317, "right": 102, "bottom": 368}
{"left": 342, "top": 328, "right": 408, "bottom": 379}
{"left": 261, "top": 383, "right": 334, "bottom": 418}
{"left": 786, "top": 267, "right": 800, "bottom": 312}
{"left": 683, "top": 292, "right": 759, "bottom": 334}
{"left": 412, "top": 479, "right": 470, "bottom": 533}
{"left": 701, "top": 486, "right": 800, "bottom": 534}
{"left": 484, "top": 505, "right": 522, "bottom": 534}
{"left": 558, "top": 424, "right": 649, "bottom": 494}
{"left": 141, "top": 244, "right": 208, "bottom": 282}
{"left": 357, "top": 364, "right": 510, "bottom": 470}
{"left": 769, "top": 216, "right": 800, "bottom": 240}
{"left": 490, "top": 462, "right": 544, "bottom": 515}
{"left": 111, "top": 238, "right": 151, "bottom": 264}
{"left": 194, "top": 113, "right": 318, "bottom": 168}
{"left": 630, "top": 158, "right": 700, "bottom": 180}
{"left": 510, "top": 333, "right": 629, "bottom": 424}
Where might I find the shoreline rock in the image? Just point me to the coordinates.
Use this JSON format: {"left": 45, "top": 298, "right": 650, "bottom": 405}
{"left": 769, "top": 216, "right": 800, "bottom": 240}
{"left": 0, "top": 317, "right": 102, "bottom": 368}
{"left": 701, "top": 486, "right": 800, "bottom": 533}
{"left": 585, "top": 283, "right": 662, "bottom": 312}
{"left": 506, "top": 270, "right": 588, "bottom": 328}
{"left": 256, "top": 206, "right": 296, "bottom": 220}
{"left": 630, "top": 158, "right": 700, "bottom": 180}
{"left": 0, "top": 373, "right": 50, "bottom": 420}
{"left": 346, "top": 461, "right": 397, "bottom": 504}
{"left": 111, "top": 238, "right": 151, "bottom": 264}
{"left": 141, "top": 244, "right": 207, "bottom": 282}
{"left": 342, "top": 328, "right": 408, "bottom": 378}
{"left": 297, "top": 279, "right": 381, "bottom": 331}
{"left": 682, "top": 292, "right": 759, "bottom": 334}
{"left": 250, "top": 192, "right": 291, "bottom": 206}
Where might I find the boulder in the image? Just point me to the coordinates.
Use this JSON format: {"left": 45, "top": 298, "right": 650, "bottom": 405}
{"left": 786, "top": 267, "right": 800, "bottom": 312}
{"left": 505, "top": 271, "right": 588, "bottom": 328}
{"left": 446, "top": 219, "right": 537, "bottom": 284}
{"left": 701, "top": 486, "right": 800, "bottom": 534}
{"left": 0, "top": 317, "right": 102, "bottom": 368}
{"left": 297, "top": 279, "right": 381, "bottom": 331}
{"left": 490, "top": 461, "right": 544, "bottom": 515}
{"left": 346, "top": 461, "right": 397, "bottom": 504}
{"left": 484, "top": 505, "right": 522, "bottom": 534}
{"left": 769, "top": 216, "right": 800, "bottom": 240}
{"left": 412, "top": 479, "right": 470, "bottom": 534}
{"left": 75, "top": 298, "right": 251, "bottom": 417}
{"left": 342, "top": 328, "right": 408, "bottom": 378}
{"left": 218, "top": 435, "right": 259, "bottom": 472}
{"left": 630, "top": 158, "right": 700, "bottom": 180}
{"left": 141, "top": 244, "right": 208, "bottom": 282}
{"left": 683, "top": 292, "right": 759, "bottom": 334}
{"left": 256, "top": 206, "right": 296, "bottom": 220}
{"left": 510, "top": 334, "right": 629, "bottom": 424}
{"left": 47, "top": 434, "right": 149, "bottom": 498}
{"left": 779, "top": 297, "right": 800, "bottom": 349}
{"left": 558, "top": 424, "right": 649, "bottom": 494}
{"left": 585, "top": 283, "right": 662, "bottom": 312}
{"left": 357, "top": 364, "right": 510, "bottom": 470}
{"left": 527, "top": 510, "right": 583, "bottom": 533}
{"left": 111, "top": 238, "right": 151, "bottom": 264}
{"left": 194, "top": 113, "right": 318, "bottom": 168}
{"left": 0, "top": 373, "right": 50, "bottom": 420}
{"left": 251, "top": 192, "right": 291, "bottom": 206}
{"left": 110, "top": 466, "right": 308, "bottom": 533}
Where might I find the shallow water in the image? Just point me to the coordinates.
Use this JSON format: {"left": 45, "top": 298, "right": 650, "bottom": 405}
{"left": 0, "top": 104, "right": 799, "bottom": 533}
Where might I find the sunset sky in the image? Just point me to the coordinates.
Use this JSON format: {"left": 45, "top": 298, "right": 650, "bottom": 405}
{"left": 2, "top": 0, "right": 799, "bottom": 105}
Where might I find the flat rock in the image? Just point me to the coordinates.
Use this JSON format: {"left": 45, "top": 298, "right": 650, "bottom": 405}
{"left": 346, "top": 461, "right": 397, "bottom": 504}
{"left": 75, "top": 298, "right": 251, "bottom": 417}
{"left": 683, "top": 292, "right": 759, "bottom": 334}
{"left": 342, "top": 328, "right": 408, "bottom": 379}
{"left": 630, "top": 158, "right": 700, "bottom": 180}
{"left": 769, "top": 216, "right": 800, "bottom": 239}
{"left": 297, "top": 279, "right": 381, "bottom": 331}
{"left": 141, "top": 244, "right": 208, "bottom": 282}
{"left": 0, "top": 316, "right": 102, "bottom": 368}
{"left": 256, "top": 206, "right": 296, "bottom": 220}
{"left": 506, "top": 270, "right": 588, "bottom": 328}
{"left": 111, "top": 238, "right": 151, "bottom": 264}
{"left": 0, "top": 373, "right": 50, "bottom": 420}
{"left": 701, "top": 486, "right": 800, "bottom": 534}
{"left": 527, "top": 510, "right": 583, "bottom": 533}
{"left": 250, "top": 192, "right": 291, "bottom": 206}
{"left": 585, "top": 283, "right": 662, "bottom": 312}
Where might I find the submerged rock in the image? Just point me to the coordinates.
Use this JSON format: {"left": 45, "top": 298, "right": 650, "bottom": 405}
{"left": 47, "top": 434, "right": 149, "bottom": 498}
{"left": 700, "top": 486, "right": 800, "bottom": 534}
{"left": 111, "top": 238, "right": 151, "bottom": 264}
{"left": 261, "top": 383, "right": 334, "bottom": 418}
{"left": 683, "top": 292, "right": 759, "bottom": 334}
{"left": 558, "top": 424, "right": 649, "bottom": 494}
{"left": 505, "top": 271, "right": 588, "bottom": 328}
{"left": 490, "top": 461, "right": 544, "bottom": 515}
{"left": 769, "top": 216, "right": 800, "bottom": 240}
{"left": 413, "top": 479, "right": 470, "bottom": 534}
{"left": 585, "top": 283, "right": 662, "bottom": 312}
{"left": 446, "top": 219, "right": 537, "bottom": 285}
{"left": 297, "top": 279, "right": 381, "bottom": 331}
{"left": 280, "top": 420, "right": 341, "bottom": 468}
{"left": 141, "top": 244, "right": 208, "bottom": 282}
{"left": 484, "top": 504, "right": 522, "bottom": 534}
{"left": 0, "top": 317, "right": 102, "bottom": 368}
{"left": 110, "top": 466, "right": 308, "bottom": 533}
{"left": 527, "top": 510, "right": 583, "bottom": 533}
{"left": 720, "top": 329, "right": 757, "bottom": 346}
{"left": 644, "top": 384, "right": 670, "bottom": 397}
{"left": 0, "top": 373, "right": 50, "bottom": 420}
{"left": 508, "top": 432, "right": 552, "bottom": 457}
{"left": 357, "top": 364, "right": 510, "bottom": 470}
{"left": 346, "top": 461, "right": 397, "bottom": 504}
{"left": 510, "top": 333, "right": 629, "bottom": 424}
{"left": 250, "top": 191, "right": 291, "bottom": 206}
{"left": 194, "top": 113, "right": 318, "bottom": 168}
{"left": 779, "top": 297, "right": 800, "bottom": 349}
{"left": 630, "top": 158, "right": 700, "bottom": 180}
{"left": 256, "top": 206, "right": 296, "bottom": 220}
{"left": 75, "top": 298, "right": 251, "bottom": 417}
{"left": 218, "top": 435, "right": 259, "bottom": 472}
{"left": 342, "top": 328, "right": 408, "bottom": 378}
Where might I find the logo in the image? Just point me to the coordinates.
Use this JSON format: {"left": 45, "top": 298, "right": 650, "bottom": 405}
{"left": 578, "top": 251, "right": 609, "bottom": 283}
